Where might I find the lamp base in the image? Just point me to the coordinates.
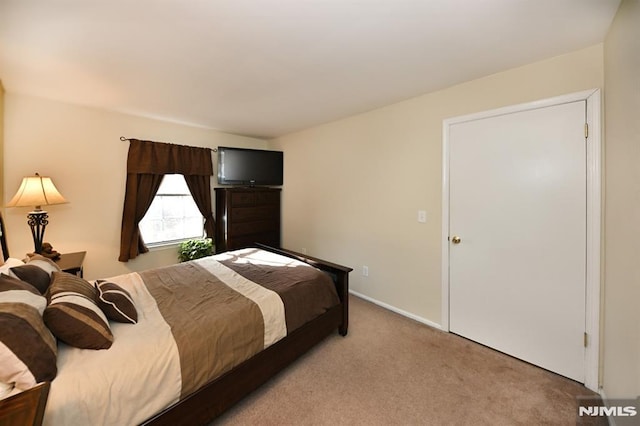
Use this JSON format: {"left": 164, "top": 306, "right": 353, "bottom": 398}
{"left": 26, "top": 210, "right": 48, "bottom": 254}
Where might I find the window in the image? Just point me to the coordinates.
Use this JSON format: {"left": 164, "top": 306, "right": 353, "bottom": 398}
{"left": 139, "top": 175, "right": 204, "bottom": 245}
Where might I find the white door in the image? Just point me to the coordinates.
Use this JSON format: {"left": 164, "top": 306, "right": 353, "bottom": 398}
{"left": 448, "top": 100, "right": 586, "bottom": 382}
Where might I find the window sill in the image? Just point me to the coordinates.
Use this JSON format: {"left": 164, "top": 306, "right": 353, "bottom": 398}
{"left": 145, "top": 240, "right": 182, "bottom": 251}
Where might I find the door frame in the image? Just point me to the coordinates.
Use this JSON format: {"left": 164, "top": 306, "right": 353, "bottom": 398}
{"left": 440, "top": 89, "right": 601, "bottom": 391}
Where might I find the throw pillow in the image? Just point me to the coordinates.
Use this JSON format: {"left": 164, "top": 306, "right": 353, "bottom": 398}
{"left": 0, "top": 274, "right": 57, "bottom": 390}
{"left": 9, "top": 264, "right": 51, "bottom": 294}
{"left": 44, "top": 272, "right": 113, "bottom": 350}
{"left": 25, "top": 254, "right": 62, "bottom": 276}
{"left": 95, "top": 280, "right": 138, "bottom": 324}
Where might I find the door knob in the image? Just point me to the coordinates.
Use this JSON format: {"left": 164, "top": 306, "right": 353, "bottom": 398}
{"left": 451, "top": 236, "right": 461, "bottom": 244}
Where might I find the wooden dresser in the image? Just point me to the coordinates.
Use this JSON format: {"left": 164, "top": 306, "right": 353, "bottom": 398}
{"left": 214, "top": 187, "right": 281, "bottom": 253}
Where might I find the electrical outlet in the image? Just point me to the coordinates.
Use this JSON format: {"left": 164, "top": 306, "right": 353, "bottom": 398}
{"left": 362, "top": 266, "right": 369, "bottom": 277}
{"left": 418, "top": 210, "right": 427, "bottom": 223}
{"left": 301, "top": 247, "right": 307, "bottom": 254}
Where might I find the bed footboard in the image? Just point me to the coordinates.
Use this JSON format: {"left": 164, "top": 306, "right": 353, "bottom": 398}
{"left": 255, "top": 244, "right": 352, "bottom": 335}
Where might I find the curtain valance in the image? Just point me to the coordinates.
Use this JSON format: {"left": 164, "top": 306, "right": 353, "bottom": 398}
{"left": 127, "top": 139, "right": 213, "bottom": 175}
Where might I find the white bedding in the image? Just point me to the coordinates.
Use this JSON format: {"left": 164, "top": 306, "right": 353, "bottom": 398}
{"left": 43, "top": 272, "right": 181, "bottom": 425}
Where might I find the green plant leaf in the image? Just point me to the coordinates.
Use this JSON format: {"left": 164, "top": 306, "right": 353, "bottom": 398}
{"left": 177, "top": 238, "right": 214, "bottom": 262}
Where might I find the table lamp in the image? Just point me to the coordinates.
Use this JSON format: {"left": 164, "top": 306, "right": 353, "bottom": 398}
{"left": 6, "top": 173, "right": 68, "bottom": 254}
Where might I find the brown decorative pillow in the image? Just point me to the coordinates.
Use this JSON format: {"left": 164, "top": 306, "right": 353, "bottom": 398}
{"left": 95, "top": 280, "right": 138, "bottom": 324}
{"left": 9, "top": 264, "right": 51, "bottom": 294}
{"left": 25, "top": 254, "right": 62, "bottom": 276}
{"left": 44, "top": 272, "right": 113, "bottom": 350}
{"left": 0, "top": 274, "right": 57, "bottom": 389}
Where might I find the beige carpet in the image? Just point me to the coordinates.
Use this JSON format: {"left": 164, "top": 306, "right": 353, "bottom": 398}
{"left": 215, "top": 295, "right": 598, "bottom": 425}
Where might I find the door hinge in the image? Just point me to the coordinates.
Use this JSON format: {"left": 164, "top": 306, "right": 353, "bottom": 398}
{"left": 585, "top": 123, "right": 589, "bottom": 139}
{"left": 584, "top": 332, "right": 588, "bottom": 347}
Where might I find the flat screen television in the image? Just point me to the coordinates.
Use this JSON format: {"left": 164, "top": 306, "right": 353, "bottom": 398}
{"left": 217, "top": 146, "right": 283, "bottom": 186}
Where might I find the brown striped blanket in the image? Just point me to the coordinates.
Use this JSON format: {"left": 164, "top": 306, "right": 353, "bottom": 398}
{"left": 43, "top": 248, "right": 339, "bottom": 425}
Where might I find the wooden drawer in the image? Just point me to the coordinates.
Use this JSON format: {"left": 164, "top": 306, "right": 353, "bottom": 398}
{"left": 230, "top": 192, "right": 256, "bottom": 206}
{"left": 229, "top": 232, "right": 280, "bottom": 250}
{"left": 254, "top": 191, "right": 279, "bottom": 205}
{"left": 229, "top": 190, "right": 279, "bottom": 207}
{"left": 230, "top": 206, "right": 278, "bottom": 222}
{"left": 230, "top": 219, "right": 279, "bottom": 236}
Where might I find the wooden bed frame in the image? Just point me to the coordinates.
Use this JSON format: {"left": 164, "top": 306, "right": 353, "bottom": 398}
{"left": 0, "top": 214, "right": 351, "bottom": 425}
{"left": 0, "top": 212, "right": 9, "bottom": 263}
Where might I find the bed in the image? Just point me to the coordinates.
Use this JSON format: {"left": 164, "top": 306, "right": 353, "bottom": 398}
{"left": 0, "top": 212, "right": 351, "bottom": 425}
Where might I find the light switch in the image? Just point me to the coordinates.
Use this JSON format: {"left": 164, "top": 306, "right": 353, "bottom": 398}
{"left": 418, "top": 210, "right": 427, "bottom": 223}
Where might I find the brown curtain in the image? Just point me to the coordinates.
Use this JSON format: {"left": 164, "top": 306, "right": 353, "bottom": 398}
{"left": 118, "top": 139, "right": 214, "bottom": 262}
{"left": 119, "top": 174, "right": 164, "bottom": 262}
{"left": 184, "top": 175, "right": 215, "bottom": 238}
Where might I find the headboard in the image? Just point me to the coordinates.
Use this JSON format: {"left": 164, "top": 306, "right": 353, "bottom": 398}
{"left": 0, "top": 212, "right": 9, "bottom": 261}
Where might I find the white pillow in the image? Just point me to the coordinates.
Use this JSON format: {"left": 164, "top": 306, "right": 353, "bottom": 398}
{"left": 0, "top": 258, "right": 25, "bottom": 275}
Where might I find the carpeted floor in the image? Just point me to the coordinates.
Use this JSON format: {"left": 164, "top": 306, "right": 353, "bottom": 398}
{"left": 215, "top": 295, "right": 599, "bottom": 425}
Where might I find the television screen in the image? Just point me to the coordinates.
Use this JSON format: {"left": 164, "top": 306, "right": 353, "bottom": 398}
{"left": 217, "top": 147, "right": 283, "bottom": 186}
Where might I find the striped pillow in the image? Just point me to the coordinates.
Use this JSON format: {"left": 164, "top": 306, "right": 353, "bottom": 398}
{"left": 95, "top": 280, "right": 138, "bottom": 324}
{"left": 25, "top": 254, "right": 62, "bottom": 277}
{"left": 44, "top": 272, "right": 113, "bottom": 350}
{"left": 0, "top": 274, "right": 57, "bottom": 390}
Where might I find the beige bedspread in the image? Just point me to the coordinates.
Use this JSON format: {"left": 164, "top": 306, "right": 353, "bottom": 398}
{"left": 43, "top": 248, "right": 339, "bottom": 425}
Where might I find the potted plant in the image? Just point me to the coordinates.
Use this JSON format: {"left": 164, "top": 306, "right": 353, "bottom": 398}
{"left": 178, "top": 238, "right": 214, "bottom": 262}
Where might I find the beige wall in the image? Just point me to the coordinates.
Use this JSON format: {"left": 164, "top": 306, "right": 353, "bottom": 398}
{"left": 603, "top": 0, "right": 640, "bottom": 399}
{"left": 271, "top": 44, "right": 604, "bottom": 325}
{"left": 2, "top": 93, "right": 267, "bottom": 279}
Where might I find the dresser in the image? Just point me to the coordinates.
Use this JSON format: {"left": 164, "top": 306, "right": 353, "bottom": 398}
{"left": 214, "top": 187, "right": 281, "bottom": 253}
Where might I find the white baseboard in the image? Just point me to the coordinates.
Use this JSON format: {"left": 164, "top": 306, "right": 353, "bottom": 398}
{"left": 349, "top": 290, "right": 443, "bottom": 331}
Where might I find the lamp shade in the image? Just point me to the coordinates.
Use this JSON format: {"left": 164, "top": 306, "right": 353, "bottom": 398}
{"left": 6, "top": 173, "right": 68, "bottom": 210}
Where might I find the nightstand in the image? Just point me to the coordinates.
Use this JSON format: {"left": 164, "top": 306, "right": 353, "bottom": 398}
{"left": 55, "top": 251, "right": 86, "bottom": 277}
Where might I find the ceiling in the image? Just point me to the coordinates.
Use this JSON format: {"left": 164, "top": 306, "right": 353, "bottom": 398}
{"left": 0, "top": 0, "right": 620, "bottom": 139}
